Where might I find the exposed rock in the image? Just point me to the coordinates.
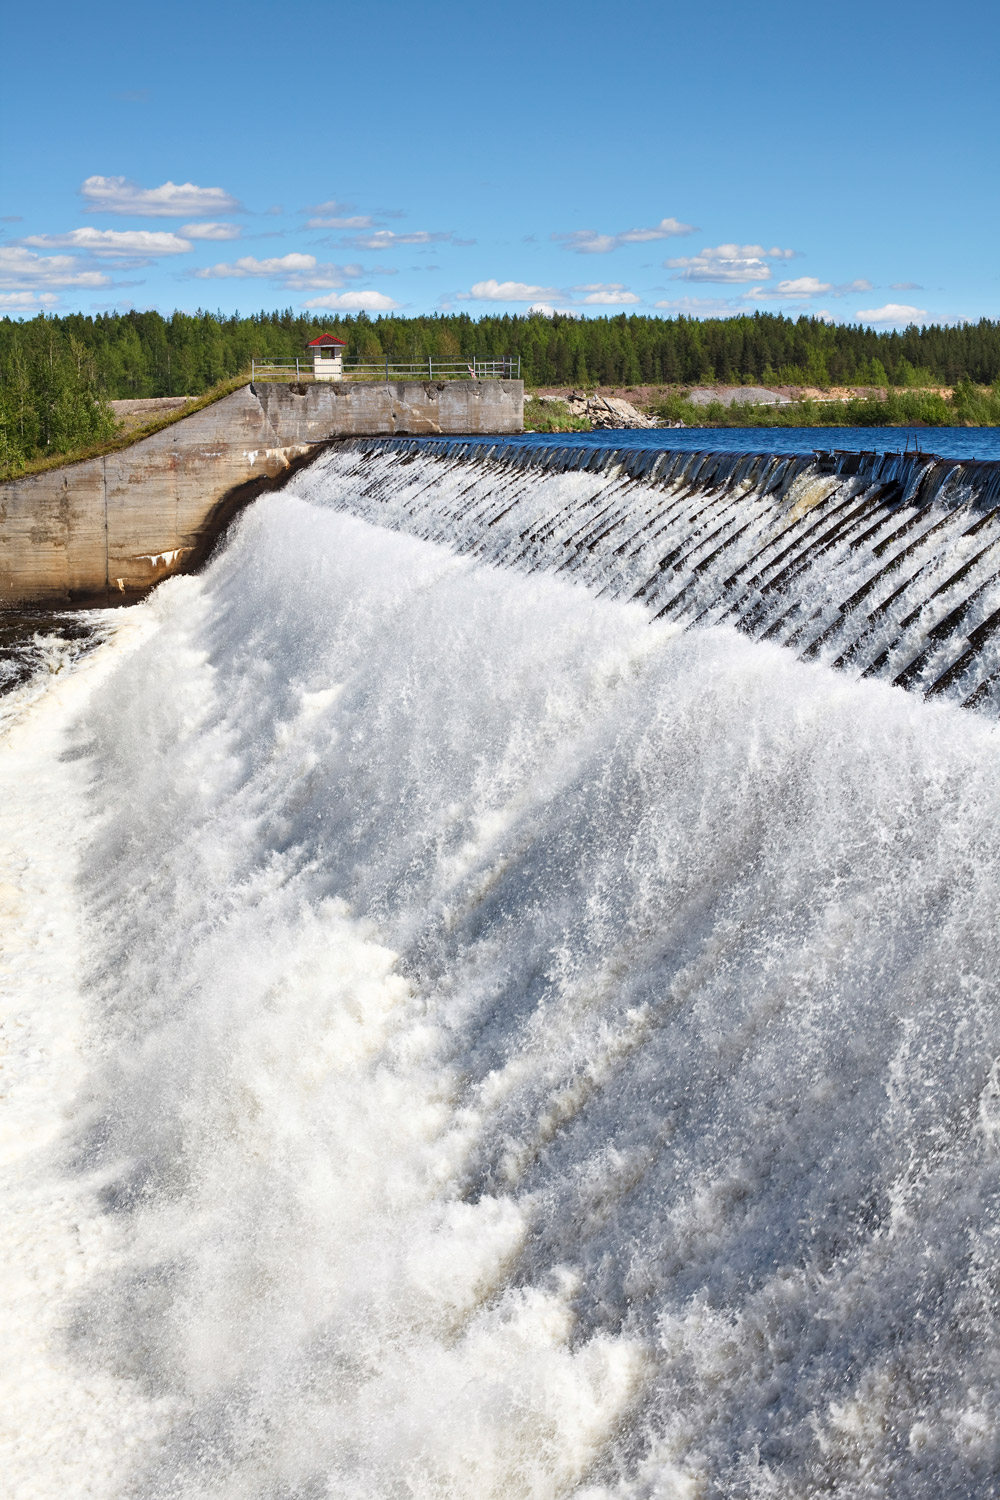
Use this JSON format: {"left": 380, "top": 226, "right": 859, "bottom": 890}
{"left": 561, "top": 392, "right": 661, "bottom": 429}
{"left": 686, "top": 385, "right": 790, "bottom": 408}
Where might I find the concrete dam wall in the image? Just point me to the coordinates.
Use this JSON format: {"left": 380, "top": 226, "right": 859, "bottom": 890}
{"left": 0, "top": 379, "right": 523, "bottom": 607}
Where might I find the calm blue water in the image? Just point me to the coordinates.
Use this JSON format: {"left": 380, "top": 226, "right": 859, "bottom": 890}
{"left": 461, "top": 427, "right": 1000, "bottom": 462}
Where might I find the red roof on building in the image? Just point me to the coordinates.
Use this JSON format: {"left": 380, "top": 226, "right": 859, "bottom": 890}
{"left": 307, "top": 334, "right": 347, "bottom": 347}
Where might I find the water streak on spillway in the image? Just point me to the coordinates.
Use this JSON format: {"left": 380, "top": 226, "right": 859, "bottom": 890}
{"left": 297, "top": 438, "right": 1000, "bottom": 716}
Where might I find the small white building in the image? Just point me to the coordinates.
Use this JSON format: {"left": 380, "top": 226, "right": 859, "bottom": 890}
{"left": 308, "top": 333, "right": 346, "bottom": 381}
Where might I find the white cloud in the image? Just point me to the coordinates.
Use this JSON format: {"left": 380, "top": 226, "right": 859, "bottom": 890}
{"left": 528, "top": 303, "right": 581, "bottom": 318}
{"left": 654, "top": 295, "right": 745, "bottom": 316}
{"left": 855, "top": 302, "right": 928, "bottom": 325}
{"left": 20, "top": 228, "right": 192, "bottom": 257}
{"left": 667, "top": 243, "right": 797, "bottom": 282}
{"left": 891, "top": 281, "right": 923, "bottom": 291}
{"left": 300, "top": 290, "right": 399, "bottom": 310}
{"left": 618, "top": 218, "right": 695, "bottom": 244}
{"left": 744, "top": 276, "right": 831, "bottom": 301}
{"left": 303, "top": 199, "right": 354, "bottom": 216}
{"left": 773, "top": 276, "right": 832, "bottom": 298}
{"left": 574, "top": 283, "right": 641, "bottom": 305}
{"left": 745, "top": 275, "right": 873, "bottom": 302}
{"left": 344, "top": 230, "right": 452, "bottom": 250}
{"left": 80, "top": 175, "right": 241, "bottom": 217}
{"left": 0, "top": 290, "right": 60, "bottom": 307}
{"left": 0, "top": 246, "right": 110, "bottom": 288}
{"left": 466, "top": 280, "right": 640, "bottom": 309}
{"left": 194, "top": 253, "right": 315, "bottom": 278}
{"left": 558, "top": 232, "right": 618, "bottom": 254}
{"left": 302, "top": 198, "right": 406, "bottom": 231}
{"left": 180, "top": 222, "right": 241, "bottom": 241}
{"left": 193, "top": 254, "right": 369, "bottom": 288}
{"left": 467, "top": 279, "right": 564, "bottom": 302}
{"left": 305, "top": 215, "right": 375, "bottom": 230}
{"left": 556, "top": 217, "right": 695, "bottom": 254}
{"left": 673, "top": 258, "right": 770, "bottom": 283}
{"left": 285, "top": 266, "right": 379, "bottom": 289}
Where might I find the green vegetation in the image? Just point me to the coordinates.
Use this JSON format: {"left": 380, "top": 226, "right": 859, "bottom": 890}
{"left": 654, "top": 389, "right": 958, "bottom": 428}
{"left": 653, "top": 380, "right": 1000, "bottom": 429}
{"left": 0, "top": 325, "right": 117, "bottom": 473}
{"left": 5, "top": 306, "right": 1000, "bottom": 475}
{"left": 10, "top": 374, "right": 250, "bottom": 479}
{"left": 523, "top": 396, "right": 590, "bottom": 433}
{"left": 951, "top": 379, "right": 1000, "bottom": 425}
{"left": 7, "top": 306, "right": 1000, "bottom": 402}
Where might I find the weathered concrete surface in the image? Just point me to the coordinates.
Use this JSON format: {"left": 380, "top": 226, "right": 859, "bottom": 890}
{"left": 0, "top": 379, "right": 523, "bottom": 607}
{"left": 253, "top": 378, "right": 523, "bottom": 441}
{"left": 0, "top": 386, "right": 312, "bottom": 607}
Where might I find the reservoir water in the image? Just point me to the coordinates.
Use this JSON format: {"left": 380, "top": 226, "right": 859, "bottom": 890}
{"left": 3, "top": 436, "right": 1000, "bottom": 1498}
{"left": 493, "top": 426, "right": 1000, "bottom": 462}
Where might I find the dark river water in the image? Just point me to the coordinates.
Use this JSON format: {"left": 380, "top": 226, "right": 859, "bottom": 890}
{"left": 0, "top": 610, "right": 113, "bottom": 698}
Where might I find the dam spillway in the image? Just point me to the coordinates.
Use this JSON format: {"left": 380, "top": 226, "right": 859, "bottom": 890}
{"left": 5, "top": 436, "right": 1000, "bottom": 1499}
{"left": 296, "top": 437, "right": 1000, "bottom": 717}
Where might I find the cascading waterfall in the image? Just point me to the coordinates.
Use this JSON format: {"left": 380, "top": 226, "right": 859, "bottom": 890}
{"left": 3, "top": 443, "right": 1000, "bottom": 1500}
{"left": 297, "top": 438, "right": 1000, "bottom": 716}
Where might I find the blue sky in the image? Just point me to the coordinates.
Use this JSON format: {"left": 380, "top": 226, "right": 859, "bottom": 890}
{"left": 3, "top": 0, "right": 998, "bottom": 329}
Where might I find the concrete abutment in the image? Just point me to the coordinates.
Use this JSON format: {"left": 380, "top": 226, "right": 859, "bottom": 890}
{"left": 0, "top": 379, "right": 523, "bottom": 607}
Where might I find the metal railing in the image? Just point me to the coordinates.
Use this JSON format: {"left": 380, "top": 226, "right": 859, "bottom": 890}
{"left": 250, "top": 356, "right": 520, "bottom": 383}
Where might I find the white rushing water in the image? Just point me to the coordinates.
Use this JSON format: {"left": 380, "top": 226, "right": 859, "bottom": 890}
{"left": 293, "top": 443, "right": 1000, "bottom": 717}
{"left": 3, "top": 484, "right": 1000, "bottom": 1499}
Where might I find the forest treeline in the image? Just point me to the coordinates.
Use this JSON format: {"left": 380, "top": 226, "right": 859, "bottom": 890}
{"left": 5, "top": 306, "right": 1000, "bottom": 472}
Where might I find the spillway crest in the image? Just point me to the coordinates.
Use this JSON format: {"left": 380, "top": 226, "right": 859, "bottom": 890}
{"left": 3, "top": 447, "right": 1000, "bottom": 1500}
{"left": 298, "top": 437, "right": 1000, "bottom": 717}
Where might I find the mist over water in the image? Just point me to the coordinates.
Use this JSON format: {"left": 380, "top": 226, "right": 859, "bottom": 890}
{"left": 4, "top": 483, "right": 1000, "bottom": 1498}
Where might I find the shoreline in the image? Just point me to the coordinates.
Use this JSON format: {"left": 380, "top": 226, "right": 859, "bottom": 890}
{"left": 526, "top": 382, "right": 983, "bottom": 431}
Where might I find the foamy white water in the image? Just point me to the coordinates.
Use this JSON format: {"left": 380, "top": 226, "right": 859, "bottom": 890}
{"left": 3, "top": 489, "right": 1000, "bottom": 1498}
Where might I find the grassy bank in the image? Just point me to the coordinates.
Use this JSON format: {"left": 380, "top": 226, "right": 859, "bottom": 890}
{"left": 2, "top": 374, "right": 250, "bottom": 481}
{"left": 651, "top": 386, "right": 981, "bottom": 428}
{"left": 523, "top": 396, "right": 591, "bottom": 433}
{"left": 524, "top": 380, "right": 1000, "bottom": 433}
